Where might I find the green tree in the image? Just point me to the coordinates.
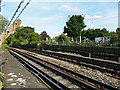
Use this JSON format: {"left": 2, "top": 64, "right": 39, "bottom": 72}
{"left": 83, "top": 28, "right": 109, "bottom": 40}
{"left": 108, "top": 32, "right": 118, "bottom": 44}
{"left": 5, "top": 26, "right": 42, "bottom": 45}
{"left": 40, "top": 31, "right": 51, "bottom": 40}
{"left": 116, "top": 28, "right": 120, "bottom": 46}
{"left": 0, "top": 15, "right": 9, "bottom": 34}
{"left": 1, "top": 39, "right": 9, "bottom": 50}
{"left": 101, "top": 28, "right": 109, "bottom": 36}
{"left": 6, "top": 34, "right": 14, "bottom": 45}
{"left": 81, "top": 30, "right": 87, "bottom": 37}
{"left": 12, "top": 39, "right": 21, "bottom": 45}
{"left": 28, "top": 33, "right": 42, "bottom": 44}
{"left": 63, "top": 15, "right": 86, "bottom": 41}
{"left": 15, "top": 26, "right": 34, "bottom": 40}
{"left": 85, "top": 29, "right": 94, "bottom": 40}
{"left": 54, "top": 33, "right": 70, "bottom": 45}
{"left": 116, "top": 28, "right": 120, "bottom": 36}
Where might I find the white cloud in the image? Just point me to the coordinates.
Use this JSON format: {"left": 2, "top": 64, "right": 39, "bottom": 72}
{"left": 40, "top": 6, "right": 50, "bottom": 11}
{"left": 85, "top": 15, "right": 103, "bottom": 19}
{"left": 85, "top": 9, "right": 117, "bottom": 32}
{"left": 94, "top": 11, "right": 103, "bottom": 14}
{"left": 60, "top": 5, "right": 87, "bottom": 12}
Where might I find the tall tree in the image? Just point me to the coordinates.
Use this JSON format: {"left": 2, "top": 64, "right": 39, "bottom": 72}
{"left": 40, "top": 31, "right": 51, "bottom": 40}
{"left": 0, "top": 15, "right": 9, "bottom": 34}
{"left": 63, "top": 15, "right": 86, "bottom": 41}
{"left": 108, "top": 32, "right": 118, "bottom": 44}
{"left": 116, "top": 28, "right": 120, "bottom": 46}
{"left": 116, "top": 28, "right": 120, "bottom": 36}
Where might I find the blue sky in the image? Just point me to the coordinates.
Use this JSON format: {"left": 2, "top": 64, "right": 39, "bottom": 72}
{"left": 2, "top": 0, "right": 119, "bottom": 38}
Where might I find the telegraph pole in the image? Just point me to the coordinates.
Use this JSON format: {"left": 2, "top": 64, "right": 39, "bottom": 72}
{"left": 80, "top": 14, "right": 85, "bottom": 45}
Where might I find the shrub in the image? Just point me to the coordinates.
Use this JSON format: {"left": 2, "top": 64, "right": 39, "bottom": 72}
{"left": 1, "top": 44, "right": 9, "bottom": 50}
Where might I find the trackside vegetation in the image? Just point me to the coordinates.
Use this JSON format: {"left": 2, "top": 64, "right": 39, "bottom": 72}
{"left": 2, "top": 26, "right": 42, "bottom": 47}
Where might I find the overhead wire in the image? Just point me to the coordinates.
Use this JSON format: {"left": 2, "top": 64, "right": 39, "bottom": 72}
{"left": 1, "top": 0, "right": 32, "bottom": 43}
{"left": 5, "top": 0, "right": 32, "bottom": 32}
{"left": 14, "top": 0, "right": 32, "bottom": 22}
{"left": 6, "top": 0, "right": 24, "bottom": 29}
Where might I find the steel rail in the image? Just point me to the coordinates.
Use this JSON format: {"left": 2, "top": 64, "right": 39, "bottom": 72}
{"left": 36, "top": 50, "right": 120, "bottom": 71}
{"left": 9, "top": 48, "right": 119, "bottom": 90}
{"left": 10, "top": 48, "right": 98, "bottom": 90}
{"left": 44, "top": 51, "right": 120, "bottom": 70}
{"left": 9, "top": 50, "right": 69, "bottom": 90}
{"left": 28, "top": 50, "right": 120, "bottom": 77}
{"left": 22, "top": 51, "right": 120, "bottom": 90}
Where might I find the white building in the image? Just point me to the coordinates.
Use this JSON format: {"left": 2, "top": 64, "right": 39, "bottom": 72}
{"left": 95, "top": 36, "right": 110, "bottom": 43}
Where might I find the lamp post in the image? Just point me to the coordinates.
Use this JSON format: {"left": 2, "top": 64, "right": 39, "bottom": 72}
{"left": 80, "top": 34, "right": 81, "bottom": 44}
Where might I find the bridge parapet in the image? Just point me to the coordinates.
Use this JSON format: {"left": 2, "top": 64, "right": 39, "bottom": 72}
{"left": 0, "top": 19, "right": 21, "bottom": 46}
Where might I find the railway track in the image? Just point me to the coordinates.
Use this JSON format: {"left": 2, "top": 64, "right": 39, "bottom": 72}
{"left": 9, "top": 47, "right": 119, "bottom": 90}
{"left": 9, "top": 50, "right": 70, "bottom": 90}
{"left": 31, "top": 49, "right": 120, "bottom": 77}
{"left": 44, "top": 48, "right": 119, "bottom": 62}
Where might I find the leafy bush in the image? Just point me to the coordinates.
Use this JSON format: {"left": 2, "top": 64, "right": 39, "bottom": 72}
{"left": 0, "top": 72, "right": 5, "bottom": 89}
{"left": 0, "top": 81, "right": 3, "bottom": 89}
{"left": 0, "top": 72, "right": 5, "bottom": 78}
{"left": 57, "top": 47, "right": 61, "bottom": 50}
{"left": 1, "top": 44, "right": 9, "bottom": 50}
{"left": 51, "top": 41, "right": 58, "bottom": 45}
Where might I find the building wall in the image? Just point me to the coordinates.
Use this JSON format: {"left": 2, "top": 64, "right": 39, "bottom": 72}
{"left": 95, "top": 37, "right": 110, "bottom": 43}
